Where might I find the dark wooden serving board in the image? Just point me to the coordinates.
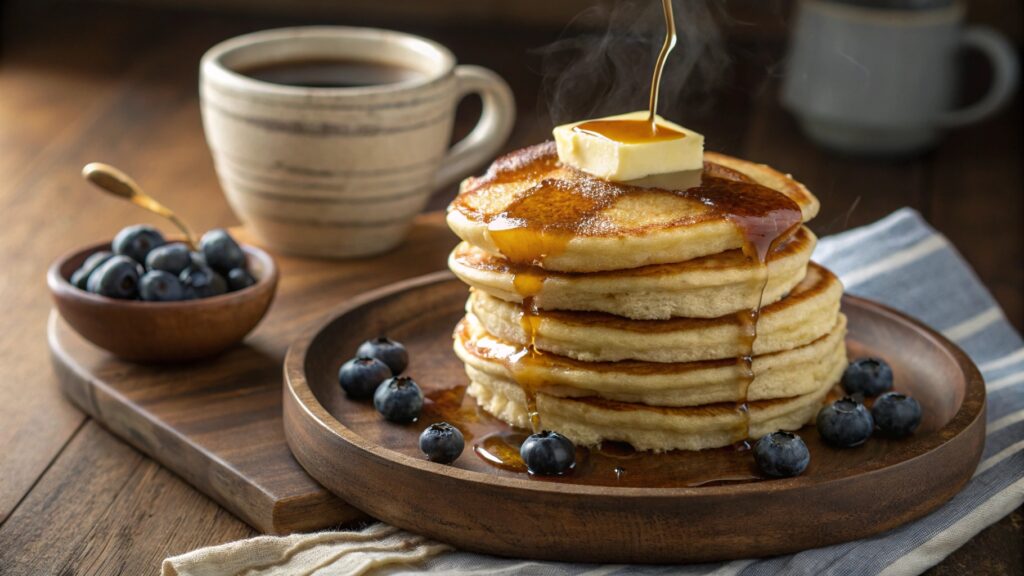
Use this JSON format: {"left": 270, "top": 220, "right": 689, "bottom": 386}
{"left": 284, "top": 273, "right": 987, "bottom": 563}
{"left": 48, "top": 213, "right": 457, "bottom": 534}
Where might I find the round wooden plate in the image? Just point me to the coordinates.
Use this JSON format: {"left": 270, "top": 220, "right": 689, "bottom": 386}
{"left": 283, "top": 271, "right": 986, "bottom": 564}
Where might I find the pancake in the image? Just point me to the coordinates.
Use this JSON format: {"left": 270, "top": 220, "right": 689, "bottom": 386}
{"left": 468, "top": 262, "right": 843, "bottom": 363}
{"left": 464, "top": 365, "right": 837, "bottom": 451}
{"left": 446, "top": 142, "right": 820, "bottom": 273}
{"left": 454, "top": 312, "right": 847, "bottom": 407}
{"left": 448, "top": 226, "right": 816, "bottom": 320}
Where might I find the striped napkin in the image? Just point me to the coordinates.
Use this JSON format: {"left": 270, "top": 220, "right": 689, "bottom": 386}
{"left": 163, "top": 208, "right": 1023, "bottom": 576}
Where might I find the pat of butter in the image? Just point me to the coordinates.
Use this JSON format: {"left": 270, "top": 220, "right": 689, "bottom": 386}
{"left": 553, "top": 111, "right": 704, "bottom": 182}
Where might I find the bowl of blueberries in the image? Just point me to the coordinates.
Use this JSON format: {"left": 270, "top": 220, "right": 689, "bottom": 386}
{"left": 48, "top": 224, "right": 278, "bottom": 362}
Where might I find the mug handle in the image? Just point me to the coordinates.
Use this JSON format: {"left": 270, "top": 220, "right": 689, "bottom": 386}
{"left": 433, "top": 65, "right": 516, "bottom": 191}
{"left": 937, "top": 26, "right": 1020, "bottom": 128}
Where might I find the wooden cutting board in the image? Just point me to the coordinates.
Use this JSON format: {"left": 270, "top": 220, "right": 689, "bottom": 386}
{"left": 48, "top": 212, "right": 456, "bottom": 534}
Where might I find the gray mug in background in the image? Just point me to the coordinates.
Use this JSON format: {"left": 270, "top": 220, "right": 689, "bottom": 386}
{"left": 782, "top": 0, "right": 1019, "bottom": 155}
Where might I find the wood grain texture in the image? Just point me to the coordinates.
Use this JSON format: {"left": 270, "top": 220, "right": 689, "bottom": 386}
{"left": 283, "top": 273, "right": 986, "bottom": 563}
{"left": 48, "top": 215, "right": 457, "bottom": 534}
{"left": 0, "top": 2, "right": 1019, "bottom": 573}
{"left": 0, "top": 422, "right": 255, "bottom": 575}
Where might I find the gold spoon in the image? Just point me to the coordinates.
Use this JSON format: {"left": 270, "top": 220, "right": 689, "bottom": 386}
{"left": 82, "top": 162, "right": 199, "bottom": 250}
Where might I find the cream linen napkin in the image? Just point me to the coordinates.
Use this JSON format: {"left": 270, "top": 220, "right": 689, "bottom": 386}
{"left": 161, "top": 524, "right": 450, "bottom": 576}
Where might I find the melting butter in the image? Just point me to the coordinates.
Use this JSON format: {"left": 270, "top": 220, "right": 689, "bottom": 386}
{"left": 553, "top": 111, "right": 704, "bottom": 182}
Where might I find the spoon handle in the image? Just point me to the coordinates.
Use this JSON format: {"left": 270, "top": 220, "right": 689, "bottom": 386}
{"left": 82, "top": 162, "right": 199, "bottom": 250}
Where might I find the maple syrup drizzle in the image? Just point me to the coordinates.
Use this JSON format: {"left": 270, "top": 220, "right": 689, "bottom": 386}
{"left": 574, "top": 119, "right": 685, "bottom": 144}
{"left": 507, "top": 269, "right": 547, "bottom": 432}
{"left": 728, "top": 216, "right": 802, "bottom": 442}
{"left": 464, "top": 418, "right": 763, "bottom": 487}
{"left": 487, "top": 182, "right": 591, "bottom": 434}
{"left": 473, "top": 432, "right": 530, "bottom": 473}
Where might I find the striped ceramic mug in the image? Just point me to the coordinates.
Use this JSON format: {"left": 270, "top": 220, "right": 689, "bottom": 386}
{"left": 200, "top": 27, "right": 515, "bottom": 258}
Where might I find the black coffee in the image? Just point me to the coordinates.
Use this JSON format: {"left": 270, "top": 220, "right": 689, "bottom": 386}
{"left": 237, "top": 59, "right": 423, "bottom": 88}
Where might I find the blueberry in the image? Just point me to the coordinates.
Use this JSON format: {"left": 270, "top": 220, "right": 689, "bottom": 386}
{"left": 520, "top": 431, "right": 576, "bottom": 476}
{"left": 356, "top": 337, "right": 409, "bottom": 374}
{"left": 70, "top": 251, "right": 114, "bottom": 289}
{"left": 112, "top": 225, "right": 165, "bottom": 263}
{"left": 419, "top": 422, "right": 465, "bottom": 464}
{"left": 190, "top": 251, "right": 207, "bottom": 268}
{"left": 200, "top": 229, "right": 246, "bottom": 274}
{"left": 86, "top": 255, "right": 140, "bottom": 299}
{"left": 373, "top": 376, "right": 423, "bottom": 423}
{"left": 339, "top": 357, "right": 392, "bottom": 400}
{"left": 145, "top": 243, "right": 191, "bottom": 275}
{"left": 754, "top": 431, "right": 810, "bottom": 478}
{"left": 817, "top": 397, "right": 874, "bottom": 448}
{"left": 842, "top": 358, "right": 894, "bottom": 398}
{"left": 872, "top": 392, "right": 922, "bottom": 438}
{"left": 227, "top": 268, "right": 256, "bottom": 292}
{"left": 139, "top": 270, "right": 184, "bottom": 301}
{"left": 179, "top": 264, "right": 227, "bottom": 299}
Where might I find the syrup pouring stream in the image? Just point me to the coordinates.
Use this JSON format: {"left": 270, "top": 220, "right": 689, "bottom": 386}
{"left": 648, "top": 0, "right": 677, "bottom": 127}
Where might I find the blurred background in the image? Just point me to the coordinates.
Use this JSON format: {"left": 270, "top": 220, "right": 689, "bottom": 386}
{"left": 0, "top": 0, "right": 1020, "bottom": 329}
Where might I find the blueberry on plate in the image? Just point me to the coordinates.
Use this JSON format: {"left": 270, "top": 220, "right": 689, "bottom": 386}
{"left": 70, "top": 250, "right": 114, "bottom": 289}
{"left": 86, "top": 255, "right": 140, "bottom": 299}
{"left": 419, "top": 422, "right": 465, "bottom": 464}
{"left": 841, "top": 357, "right": 894, "bottom": 398}
{"left": 373, "top": 376, "right": 423, "bottom": 423}
{"left": 112, "top": 225, "right": 165, "bottom": 263}
{"left": 227, "top": 268, "right": 257, "bottom": 292}
{"left": 139, "top": 270, "right": 184, "bottom": 301}
{"left": 200, "top": 229, "right": 246, "bottom": 274}
{"left": 179, "top": 264, "right": 227, "bottom": 299}
{"left": 356, "top": 336, "right": 409, "bottom": 374}
{"left": 817, "top": 396, "right": 874, "bottom": 448}
{"left": 520, "top": 431, "right": 576, "bottom": 476}
{"left": 338, "top": 357, "right": 392, "bottom": 400}
{"left": 145, "top": 243, "right": 191, "bottom": 275}
{"left": 872, "top": 392, "right": 922, "bottom": 438}
{"left": 754, "top": 431, "right": 810, "bottom": 478}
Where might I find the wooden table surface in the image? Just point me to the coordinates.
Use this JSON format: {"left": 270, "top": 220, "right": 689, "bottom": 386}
{"left": 0, "top": 3, "right": 1020, "bottom": 574}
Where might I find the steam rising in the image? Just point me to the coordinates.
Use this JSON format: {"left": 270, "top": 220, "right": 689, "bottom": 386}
{"left": 538, "top": 0, "right": 731, "bottom": 125}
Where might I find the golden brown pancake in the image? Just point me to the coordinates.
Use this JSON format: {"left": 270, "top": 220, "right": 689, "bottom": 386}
{"left": 465, "top": 365, "right": 838, "bottom": 451}
{"left": 446, "top": 142, "right": 820, "bottom": 273}
{"left": 454, "top": 312, "right": 847, "bottom": 407}
{"left": 468, "top": 262, "right": 843, "bottom": 363}
{"left": 448, "top": 226, "right": 816, "bottom": 320}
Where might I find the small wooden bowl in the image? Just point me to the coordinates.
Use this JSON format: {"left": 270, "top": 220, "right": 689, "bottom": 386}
{"left": 48, "top": 241, "right": 278, "bottom": 362}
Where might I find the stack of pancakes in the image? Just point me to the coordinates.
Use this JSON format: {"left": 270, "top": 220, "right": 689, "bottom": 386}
{"left": 447, "top": 142, "right": 846, "bottom": 451}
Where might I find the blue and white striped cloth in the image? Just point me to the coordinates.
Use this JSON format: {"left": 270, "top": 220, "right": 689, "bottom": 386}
{"left": 406, "top": 208, "right": 1024, "bottom": 576}
{"left": 164, "top": 209, "right": 1024, "bottom": 576}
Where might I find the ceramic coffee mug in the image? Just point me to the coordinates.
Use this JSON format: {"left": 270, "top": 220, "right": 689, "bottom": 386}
{"left": 200, "top": 27, "right": 515, "bottom": 258}
{"left": 782, "top": 0, "right": 1019, "bottom": 155}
